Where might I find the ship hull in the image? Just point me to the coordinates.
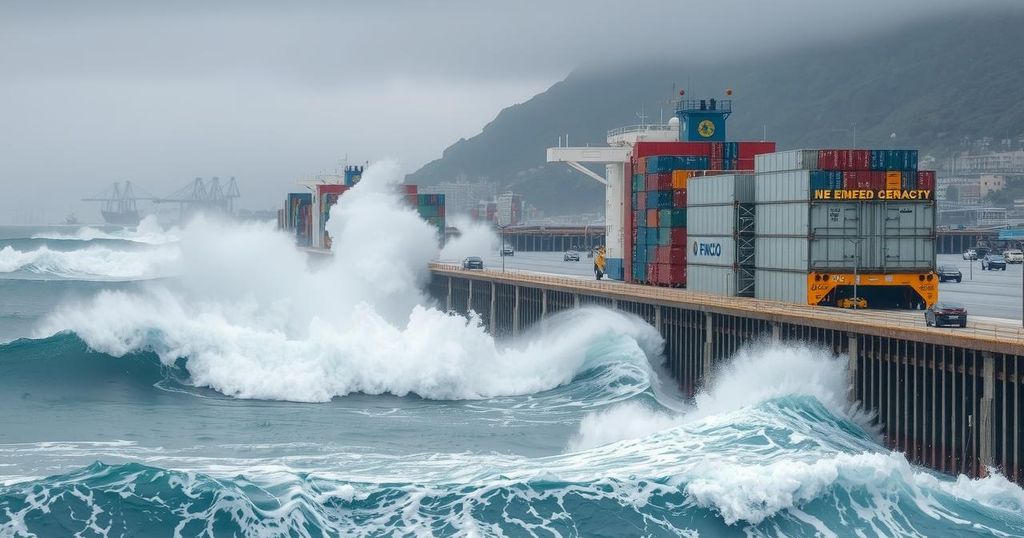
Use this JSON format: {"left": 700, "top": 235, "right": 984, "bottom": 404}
{"left": 101, "top": 210, "right": 141, "bottom": 227}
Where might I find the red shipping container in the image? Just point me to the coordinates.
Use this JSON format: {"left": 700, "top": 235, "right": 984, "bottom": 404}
{"left": 818, "top": 150, "right": 838, "bottom": 170}
{"left": 633, "top": 141, "right": 712, "bottom": 158}
{"left": 656, "top": 246, "right": 687, "bottom": 264}
{"left": 672, "top": 189, "right": 687, "bottom": 207}
{"left": 670, "top": 228, "right": 686, "bottom": 245}
{"left": 646, "top": 172, "right": 673, "bottom": 191}
{"left": 665, "top": 264, "right": 686, "bottom": 285}
{"left": 735, "top": 158, "right": 755, "bottom": 171}
{"left": 402, "top": 184, "right": 418, "bottom": 195}
{"left": 636, "top": 193, "right": 647, "bottom": 210}
{"left": 917, "top": 171, "right": 936, "bottom": 190}
{"left": 851, "top": 150, "right": 871, "bottom": 170}
{"left": 318, "top": 184, "right": 349, "bottom": 195}
{"left": 736, "top": 141, "right": 777, "bottom": 161}
{"left": 647, "top": 264, "right": 658, "bottom": 284}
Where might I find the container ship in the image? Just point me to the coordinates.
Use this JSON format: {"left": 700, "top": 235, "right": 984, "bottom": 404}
{"left": 551, "top": 92, "right": 937, "bottom": 310}
{"left": 278, "top": 165, "right": 446, "bottom": 249}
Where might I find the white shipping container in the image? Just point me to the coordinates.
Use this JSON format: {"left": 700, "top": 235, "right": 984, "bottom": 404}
{"left": 755, "top": 237, "right": 808, "bottom": 271}
{"left": 755, "top": 269, "right": 808, "bottom": 304}
{"left": 688, "top": 174, "right": 754, "bottom": 205}
{"left": 755, "top": 170, "right": 813, "bottom": 204}
{"left": 688, "top": 204, "right": 736, "bottom": 236}
{"left": 754, "top": 150, "right": 819, "bottom": 174}
{"left": 757, "top": 201, "right": 934, "bottom": 272}
{"left": 688, "top": 265, "right": 737, "bottom": 296}
{"left": 688, "top": 235, "right": 736, "bottom": 268}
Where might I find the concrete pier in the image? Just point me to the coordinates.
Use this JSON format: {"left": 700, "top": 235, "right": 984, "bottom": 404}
{"left": 428, "top": 263, "right": 1024, "bottom": 483}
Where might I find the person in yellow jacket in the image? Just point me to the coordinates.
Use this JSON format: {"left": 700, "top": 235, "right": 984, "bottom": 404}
{"left": 594, "top": 246, "right": 606, "bottom": 280}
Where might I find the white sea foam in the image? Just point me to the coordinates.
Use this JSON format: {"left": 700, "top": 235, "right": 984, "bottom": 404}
{"left": 570, "top": 343, "right": 867, "bottom": 451}
{"left": 33, "top": 215, "right": 182, "bottom": 245}
{"left": 438, "top": 215, "right": 500, "bottom": 262}
{"left": 40, "top": 161, "right": 663, "bottom": 401}
{"left": 0, "top": 244, "right": 179, "bottom": 280}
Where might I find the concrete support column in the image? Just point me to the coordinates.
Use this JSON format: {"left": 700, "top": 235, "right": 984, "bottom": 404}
{"left": 702, "top": 313, "right": 714, "bottom": 385}
{"left": 611, "top": 299, "right": 618, "bottom": 310}
{"left": 489, "top": 282, "right": 497, "bottom": 335}
{"left": 574, "top": 294, "right": 580, "bottom": 308}
{"left": 512, "top": 285, "right": 520, "bottom": 336}
{"left": 847, "top": 332, "right": 859, "bottom": 404}
{"left": 446, "top": 276, "right": 452, "bottom": 312}
{"left": 541, "top": 289, "right": 548, "bottom": 319}
{"left": 980, "top": 352, "right": 995, "bottom": 475}
{"left": 771, "top": 322, "right": 781, "bottom": 343}
{"left": 467, "top": 279, "right": 473, "bottom": 314}
{"left": 654, "top": 305, "right": 662, "bottom": 333}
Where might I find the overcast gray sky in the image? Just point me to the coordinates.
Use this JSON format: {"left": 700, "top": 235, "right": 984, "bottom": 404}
{"left": 0, "top": 0, "right": 991, "bottom": 223}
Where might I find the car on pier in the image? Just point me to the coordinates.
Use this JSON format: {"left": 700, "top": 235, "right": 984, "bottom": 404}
{"left": 981, "top": 255, "right": 1007, "bottom": 270}
{"left": 1004, "top": 249, "right": 1024, "bottom": 263}
{"left": 925, "top": 302, "right": 967, "bottom": 328}
{"left": 937, "top": 266, "right": 962, "bottom": 282}
{"left": 962, "top": 249, "right": 977, "bottom": 260}
{"left": 563, "top": 250, "right": 580, "bottom": 262}
{"left": 462, "top": 256, "right": 483, "bottom": 270}
{"left": 500, "top": 245, "right": 514, "bottom": 256}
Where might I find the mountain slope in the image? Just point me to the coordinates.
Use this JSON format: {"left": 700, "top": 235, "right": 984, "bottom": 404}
{"left": 407, "top": 10, "right": 1024, "bottom": 214}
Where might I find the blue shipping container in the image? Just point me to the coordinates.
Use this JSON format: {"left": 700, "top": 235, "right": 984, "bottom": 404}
{"left": 646, "top": 155, "right": 711, "bottom": 173}
{"left": 646, "top": 190, "right": 674, "bottom": 209}
{"left": 724, "top": 142, "right": 738, "bottom": 160}
{"left": 810, "top": 171, "right": 843, "bottom": 191}
{"left": 646, "top": 227, "right": 659, "bottom": 245}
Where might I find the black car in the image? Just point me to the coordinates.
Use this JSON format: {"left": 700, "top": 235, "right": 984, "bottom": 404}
{"left": 981, "top": 255, "right": 1007, "bottom": 270}
{"left": 925, "top": 302, "right": 967, "bottom": 328}
{"left": 936, "top": 265, "right": 962, "bottom": 282}
{"left": 462, "top": 256, "right": 483, "bottom": 270}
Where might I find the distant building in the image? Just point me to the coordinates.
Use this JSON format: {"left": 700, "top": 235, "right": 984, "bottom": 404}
{"left": 952, "top": 149, "right": 1024, "bottom": 174}
{"left": 980, "top": 174, "right": 1006, "bottom": 197}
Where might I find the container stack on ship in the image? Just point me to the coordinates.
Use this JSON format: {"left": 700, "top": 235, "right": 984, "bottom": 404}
{"left": 623, "top": 96, "right": 776, "bottom": 287}
{"left": 278, "top": 164, "right": 445, "bottom": 249}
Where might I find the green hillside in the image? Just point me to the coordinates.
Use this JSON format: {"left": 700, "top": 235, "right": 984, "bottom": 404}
{"left": 407, "top": 10, "right": 1024, "bottom": 214}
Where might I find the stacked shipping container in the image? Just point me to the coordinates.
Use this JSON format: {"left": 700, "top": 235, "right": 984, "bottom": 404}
{"left": 624, "top": 141, "right": 776, "bottom": 286}
{"left": 753, "top": 149, "right": 935, "bottom": 306}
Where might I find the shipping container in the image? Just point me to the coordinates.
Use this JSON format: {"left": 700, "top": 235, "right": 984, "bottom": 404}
{"left": 632, "top": 141, "right": 712, "bottom": 158}
{"left": 755, "top": 150, "right": 819, "bottom": 173}
{"left": 756, "top": 202, "right": 934, "bottom": 272}
{"left": 885, "top": 171, "right": 902, "bottom": 190}
{"left": 737, "top": 142, "right": 778, "bottom": 161}
{"left": 646, "top": 155, "right": 710, "bottom": 173}
{"left": 671, "top": 170, "right": 690, "bottom": 190}
{"left": 754, "top": 270, "right": 808, "bottom": 304}
{"left": 688, "top": 265, "right": 739, "bottom": 296}
{"left": 917, "top": 170, "right": 936, "bottom": 191}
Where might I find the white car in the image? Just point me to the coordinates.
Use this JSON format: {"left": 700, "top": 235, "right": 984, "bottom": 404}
{"left": 1004, "top": 249, "right": 1024, "bottom": 264}
{"left": 962, "top": 249, "right": 977, "bottom": 260}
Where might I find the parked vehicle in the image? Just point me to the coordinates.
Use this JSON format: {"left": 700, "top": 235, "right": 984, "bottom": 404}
{"left": 936, "top": 265, "right": 962, "bottom": 282}
{"left": 837, "top": 297, "right": 868, "bottom": 309}
{"left": 925, "top": 302, "right": 967, "bottom": 328}
{"left": 962, "top": 249, "right": 977, "bottom": 260}
{"left": 500, "top": 245, "right": 514, "bottom": 256}
{"left": 462, "top": 256, "right": 483, "bottom": 270}
{"left": 981, "top": 255, "right": 1007, "bottom": 271}
{"left": 1004, "top": 249, "right": 1024, "bottom": 264}
{"left": 975, "top": 247, "right": 991, "bottom": 258}
{"left": 563, "top": 250, "right": 580, "bottom": 262}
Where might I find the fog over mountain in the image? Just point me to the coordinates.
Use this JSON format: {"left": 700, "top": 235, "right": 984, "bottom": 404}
{"left": 0, "top": 0, "right": 1008, "bottom": 221}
